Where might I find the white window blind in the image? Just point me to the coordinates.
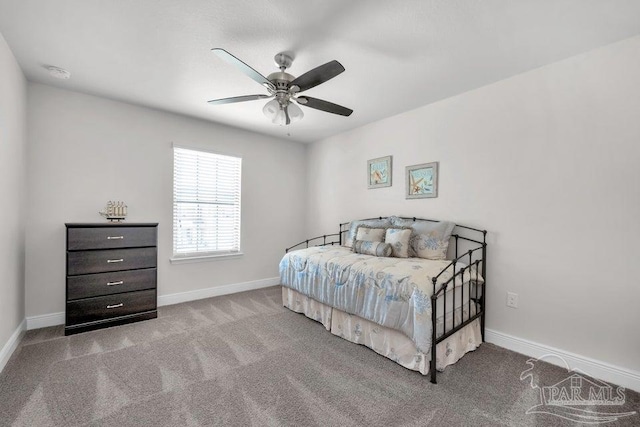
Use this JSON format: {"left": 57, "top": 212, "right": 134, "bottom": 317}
{"left": 173, "top": 147, "right": 242, "bottom": 258}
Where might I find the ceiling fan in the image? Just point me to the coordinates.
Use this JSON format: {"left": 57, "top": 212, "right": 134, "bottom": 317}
{"left": 208, "top": 49, "right": 353, "bottom": 126}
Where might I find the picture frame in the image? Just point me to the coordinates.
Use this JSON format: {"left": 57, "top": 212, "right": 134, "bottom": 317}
{"left": 406, "top": 162, "right": 439, "bottom": 199}
{"left": 367, "top": 156, "right": 392, "bottom": 189}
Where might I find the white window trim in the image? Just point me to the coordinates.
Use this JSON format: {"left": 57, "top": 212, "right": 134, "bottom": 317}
{"left": 172, "top": 143, "right": 242, "bottom": 159}
{"left": 170, "top": 252, "right": 244, "bottom": 264}
{"left": 172, "top": 144, "right": 242, "bottom": 262}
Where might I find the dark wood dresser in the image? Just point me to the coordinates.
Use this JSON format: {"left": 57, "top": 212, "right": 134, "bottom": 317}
{"left": 65, "top": 223, "right": 158, "bottom": 335}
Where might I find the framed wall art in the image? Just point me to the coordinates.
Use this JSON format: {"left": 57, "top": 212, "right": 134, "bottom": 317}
{"left": 367, "top": 156, "right": 392, "bottom": 189}
{"left": 406, "top": 162, "right": 438, "bottom": 199}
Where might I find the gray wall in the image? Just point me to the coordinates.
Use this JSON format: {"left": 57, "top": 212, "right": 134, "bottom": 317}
{"left": 306, "top": 35, "right": 640, "bottom": 372}
{"left": 26, "top": 83, "right": 307, "bottom": 317}
{"left": 0, "top": 33, "right": 26, "bottom": 351}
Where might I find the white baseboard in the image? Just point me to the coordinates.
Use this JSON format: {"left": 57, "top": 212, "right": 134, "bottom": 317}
{"left": 485, "top": 328, "right": 640, "bottom": 392}
{"left": 157, "top": 276, "right": 280, "bottom": 307}
{"left": 0, "top": 319, "right": 26, "bottom": 373}
{"left": 24, "top": 277, "right": 281, "bottom": 330}
{"left": 26, "top": 312, "right": 65, "bottom": 330}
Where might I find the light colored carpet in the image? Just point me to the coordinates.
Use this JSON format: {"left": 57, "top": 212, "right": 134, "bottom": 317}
{"left": 0, "top": 286, "right": 637, "bottom": 426}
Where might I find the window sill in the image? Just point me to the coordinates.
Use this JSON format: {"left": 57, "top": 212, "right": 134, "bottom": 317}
{"left": 170, "top": 252, "right": 244, "bottom": 264}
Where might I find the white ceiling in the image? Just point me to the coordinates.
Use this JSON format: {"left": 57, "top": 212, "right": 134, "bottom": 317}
{"left": 1, "top": 0, "right": 639, "bottom": 143}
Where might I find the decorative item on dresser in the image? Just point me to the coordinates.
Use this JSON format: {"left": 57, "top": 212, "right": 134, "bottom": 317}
{"left": 65, "top": 223, "right": 158, "bottom": 335}
{"left": 98, "top": 200, "right": 128, "bottom": 222}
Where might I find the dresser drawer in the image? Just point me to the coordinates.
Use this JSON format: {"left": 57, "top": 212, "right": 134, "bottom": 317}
{"left": 67, "top": 268, "right": 156, "bottom": 300}
{"left": 66, "top": 289, "right": 156, "bottom": 325}
{"left": 67, "top": 247, "right": 157, "bottom": 276}
{"left": 67, "top": 226, "right": 157, "bottom": 250}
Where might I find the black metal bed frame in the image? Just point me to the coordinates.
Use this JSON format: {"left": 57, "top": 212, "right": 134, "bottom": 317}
{"left": 285, "top": 216, "right": 487, "bottom": 384}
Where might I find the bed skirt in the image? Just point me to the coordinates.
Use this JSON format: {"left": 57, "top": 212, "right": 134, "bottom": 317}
{"left": 282, "top": 287, "right": 481, "bottom": 375}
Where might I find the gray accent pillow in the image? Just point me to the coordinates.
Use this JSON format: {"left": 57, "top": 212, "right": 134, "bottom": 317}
{"left": 390, "top": 217, "right": 455, "bottom": 260}
{"left": 353, "top": 240, "right": 393, "bottom": 257}
{"left": 385, "top": 228, "right": 412, "bottom": 258}
{"left": 345, "top": 218, "right": 392, "bottom": 247}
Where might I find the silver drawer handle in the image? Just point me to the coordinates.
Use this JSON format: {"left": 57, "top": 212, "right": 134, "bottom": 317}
{"left": 107, "top": 236, "right": 124, "bottom": 240}
{"left": 106, "top": 280, "right": 124, "bottom": 286}
{"left": 106, "top": 303, "right": 123, "bottom": 309}
{"left": 107, "top": 259, "right": 124, "bottom": 263}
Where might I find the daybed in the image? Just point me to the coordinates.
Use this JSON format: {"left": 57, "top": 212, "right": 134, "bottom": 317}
{"left": 279, "top": 216, "right": 486, "bottom": 384}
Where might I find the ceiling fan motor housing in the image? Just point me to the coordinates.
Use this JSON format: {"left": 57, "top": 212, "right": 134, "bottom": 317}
{"left": 267, "top": 71, "right": 294, "bottom": 88}
{"left": 270, "top": 53, "right": 296, "bottom": 100}
{"left": 267, "top": 71, "right": 295, "bottom": 105}
{"left": 274, "top": 52, "right": 293, "bottom": 70}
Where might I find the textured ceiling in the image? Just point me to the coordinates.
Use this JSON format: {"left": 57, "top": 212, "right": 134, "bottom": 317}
{"left": 1, "top": 0, "right": 639, "bottom": 143}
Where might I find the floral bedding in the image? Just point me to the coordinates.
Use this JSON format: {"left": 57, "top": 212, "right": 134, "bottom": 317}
{"left": 279, "top": 245, "right": 483, "bottom": 353}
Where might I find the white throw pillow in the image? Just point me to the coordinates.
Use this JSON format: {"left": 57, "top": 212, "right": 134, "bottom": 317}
{"left": 355, "top": 226, "right": 386, "bottom": 244}
{"left": 391, "top": 217, "right": 455, "bottom": 260}
{"left": 345, "top": 218, "right": 392, "bottom": 247}
{"left": 385, "top": 228, "right": 412, "bottom": 258}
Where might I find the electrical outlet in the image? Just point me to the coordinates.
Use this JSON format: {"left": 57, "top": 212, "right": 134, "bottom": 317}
{"left": 506, "top": 292, "right": 518, "bottom": 308}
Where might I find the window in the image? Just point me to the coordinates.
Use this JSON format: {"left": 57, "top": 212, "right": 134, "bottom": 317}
{"left": 172, "top": 146, "right": 242, "bottom": 260}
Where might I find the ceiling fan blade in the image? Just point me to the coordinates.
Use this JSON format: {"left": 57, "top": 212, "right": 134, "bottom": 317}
{"left": 212, "top": 48, "right": 275, "bottom": 91}
{"left": 208, "top": 94, "right": 272, "bottom": 105}
{"left": 290, "top": 60, "right": 345, "bottom": 92}
{"left": 297, "top": 96, "right": 353, "bottom": 117}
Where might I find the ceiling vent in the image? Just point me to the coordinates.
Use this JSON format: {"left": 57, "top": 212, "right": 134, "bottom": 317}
{"left": 45, "top": 65, "right": 71, "bottom": 80}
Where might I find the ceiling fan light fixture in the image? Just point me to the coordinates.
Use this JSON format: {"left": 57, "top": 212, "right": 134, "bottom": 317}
{"left": 262, "top": 99, "right": 303, "bottom": 126}
{"left": 287, "top": 102, "right": 304, "bottom": 123}
{"left": 263, "top": 98, "right": 281, "bottom": 123}
{"left": 272, "top": 108, "right": 287, "bottom": 126}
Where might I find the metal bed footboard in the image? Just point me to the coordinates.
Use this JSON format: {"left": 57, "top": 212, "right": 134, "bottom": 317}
{"left": 285, "top": 216, "right": 487, "bottom": 385}
{"left": 429, "top": 231, "right": 486, "bottom": 384}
